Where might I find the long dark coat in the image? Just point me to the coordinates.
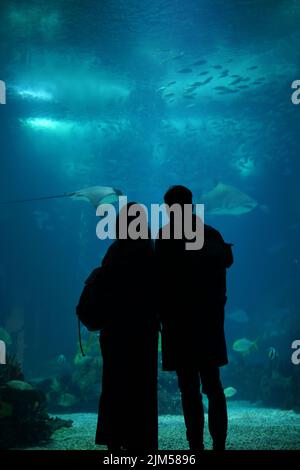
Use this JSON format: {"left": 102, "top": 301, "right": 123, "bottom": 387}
{"left": 96, "top": 239, "right": 158, "bottom": 450}
{"left": 155, "top": 218, "right": 233, "bottom": 371}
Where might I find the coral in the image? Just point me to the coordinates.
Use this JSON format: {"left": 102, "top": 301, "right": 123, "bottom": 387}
{"left": 0, "top": 354, "right": 24, "bottom": 385}
{"left": 36, "top": 337, "right": 102, "bottom": 413}
{"left": 0, "top": 380, "right": 73, "bottom": 449}
{"left": 260, "top": 372, "right": 293, "bottom": 409}
{"left": 58, "top": 392, "right": 79, "bottom": 408}
{"left": 71, "top": 355, "right": 102, "bottom": 409}
{"left": 0, "top": 360, "right": 73, "bottom": 449}
{"left": 73, "top": 332, "right": 99, "bottom": 365}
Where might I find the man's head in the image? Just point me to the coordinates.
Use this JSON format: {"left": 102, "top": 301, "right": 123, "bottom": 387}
{"left": 164, "top": 185, "right": 193, "bottom": 208}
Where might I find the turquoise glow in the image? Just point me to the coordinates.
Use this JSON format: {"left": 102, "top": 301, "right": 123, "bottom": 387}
{"left": 21, "top": 117, "right": 73, "bottom": 131}
{"left": 16, "top": 88, "right": 53, "bottom": 101}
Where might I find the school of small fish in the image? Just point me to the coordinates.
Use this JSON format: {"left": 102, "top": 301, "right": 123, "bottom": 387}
{"left": 157, "top": 50, "right": 267, "bottom": 106}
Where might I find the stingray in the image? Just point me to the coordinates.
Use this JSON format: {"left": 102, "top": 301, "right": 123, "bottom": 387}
{"left": 0, "top": 186, "right": 122, "bottom": 208}
{"left": 201, "top": 183, "right": 257, "bottom": 216}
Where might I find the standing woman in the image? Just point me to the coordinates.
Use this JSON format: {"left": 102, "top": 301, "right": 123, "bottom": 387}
{"left": 96, "top": 203, "right": 159, "bottom": 451}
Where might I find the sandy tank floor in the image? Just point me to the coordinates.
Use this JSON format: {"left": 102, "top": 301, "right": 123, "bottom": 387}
{"left": 20, "top": 401, "right": 300, "bottom": 450}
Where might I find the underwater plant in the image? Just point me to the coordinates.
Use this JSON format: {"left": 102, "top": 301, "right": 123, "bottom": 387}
{"left": 35, "top": 336, "right": 103, "bottom": 413}
{"left": 73, "top": 332, "right": 99, "bottom": 364}
{"left": 0, "top": 353, "right": 24, "bottom": 385}
{"left": 0, "top": 379, "right": 72, "bottom": 449}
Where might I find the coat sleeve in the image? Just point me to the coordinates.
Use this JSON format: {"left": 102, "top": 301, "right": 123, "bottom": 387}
{"left": 206, "top": 227, "right": 234, "bottom": 269}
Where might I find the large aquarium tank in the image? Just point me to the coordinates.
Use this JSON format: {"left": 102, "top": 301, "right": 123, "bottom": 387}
{"left": 0, "top": 0, "right": 300, "bottom": 452}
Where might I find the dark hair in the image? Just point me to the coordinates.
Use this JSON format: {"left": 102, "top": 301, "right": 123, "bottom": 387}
{"left": 164, "top": 185, "right": 193, "bottom": 207}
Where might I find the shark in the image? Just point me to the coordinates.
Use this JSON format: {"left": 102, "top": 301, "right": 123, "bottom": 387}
{"left": 200, "top": 182, "right": 258, "bottom": 216}
{"left": 0, "top": 186, "right": 122, "bottom": 208}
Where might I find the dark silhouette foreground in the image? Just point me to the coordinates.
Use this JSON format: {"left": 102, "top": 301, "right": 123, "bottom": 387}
{"left": 96, "top": 203, "right": 159, "bottom": 451}
{"left": 156, "top": 185, "right": 233, "bottom": 450}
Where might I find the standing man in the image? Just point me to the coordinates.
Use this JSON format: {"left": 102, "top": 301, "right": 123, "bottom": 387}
{"left": 155, "top": 185, "right": 233, "bottom": 451}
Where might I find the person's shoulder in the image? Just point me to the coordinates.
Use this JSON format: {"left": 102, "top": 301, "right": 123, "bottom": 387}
{"left": 204, "top": 224, "right": 224, "bottom": 241}
{"left": 101, "top": 240, "right": 119, "bottom": 265}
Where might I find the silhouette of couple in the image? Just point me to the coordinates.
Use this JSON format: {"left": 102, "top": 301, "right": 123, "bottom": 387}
{"left": 95, "top": 185, "right": 233, "bottom": 451}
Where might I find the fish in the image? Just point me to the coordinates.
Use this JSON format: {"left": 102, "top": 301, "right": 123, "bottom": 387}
{"left": 212, "top": 65, "right": 222, "bottom": 69}
{"left": 248, "top": 65, "right": 258, "bottom": 70}
{"left": 200, "top": 182, "right": 258, "bottom": 215}
{"left": 0, "top": 186, "right": 123, "bottom": 209}
{"left": 214, "top": 86, "right": 229, "bottom": 91}
{"left": 233, "top": 338, "right": 258, "bottom": 354}
{"left": 57, "top": 354, "right": 67, "bottom": 365}
{"left": 158, "top": 86, "right": 167, "bottom": 92}
{"left": 198, "top": 71, "right": 209, "bottom": 76}
{"left": 193, "top": 59, "right": 207, "bottom": 66}
{"left": 200, "top": 76, "right": 213, "bottom": 85}
{"left": 237, "top": 85, "right": 250, "bottom": 89}
{"left": 7, "top": 380, "right": 34, "bottom": 391}
{"left": 183, "top": 94, "right": 196, "bottom": 100}
{"left": 267, "top": 347, "right": 278, "bottom": 360}
{"left": 185, "top": 87, "right": 197, "bottom": 94}
{"left": 164, "top": 93, "right": 175, "bottom": 98}
{"left": 217, "top": 89, "right": 238, "bottom": 95}
{"left": 69, "top": 186, "right": 122, "bottom": 208}
{"left": 224, "top": 387, "right": 237, "bottom": 398}
{"left": 219, "top": 70, "right": 229, "bottom": 78}
{"left": 241, "top": 77, "right": 251, "bottom": 82}
{"left": 172, "top": 54, "right": 185, "bottom": 60}
{"left": 252, "top": 80, "right": 263, "bottom": 85}
{"left": 167, "top": 81, "right": 176, "bottom": 86}
{"left": 230, "top": 78, "right": 243, "bottom": 85}
{"left": 186, "top": 83, "right": 199, "bottom": 89}
{"left": 227, "top": 59, "right": 233, "bottom": 63}
{"left": 228, "top": 309, "right": 249, "bottom": 323}
{"left": 58, "top": 393, "right": 78, "bottom": 407}
{"left": 231, "top": 74, "right": 240, "bottom": 78}
{"left": 178, "top": 67, "right": 193, "bottom": 74}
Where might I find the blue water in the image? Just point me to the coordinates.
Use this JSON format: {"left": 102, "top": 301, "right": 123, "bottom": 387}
{"left": 0, "top": 0, "right": 299, "bottom": 418}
